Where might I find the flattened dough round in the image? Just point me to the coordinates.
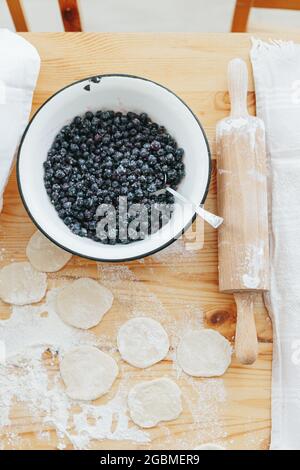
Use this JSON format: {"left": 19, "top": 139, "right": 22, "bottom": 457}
{"left": 0, "top": 262, "right": 47, "bottom": 305}
{"left": 60, "top": 346, "right": 119, "bottom": 400}
{"left": 117, "top": 317, "right": 169, "bottom": 368}
{"left": 26, "top": 231, "right": 72, "bottom": 272}
{"left": 128, "top": 377, "right": 182, "bottom": 428}
{"left": 177, "top": 329, "right": 232, "bottom": 377}
{"left": 194, "top": 444, "right": 226, "bottom": 450}
{"left": 56, "top": 278, "right": 113, "bottom": 329}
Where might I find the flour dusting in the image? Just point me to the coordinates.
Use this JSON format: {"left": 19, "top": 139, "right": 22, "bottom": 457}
{"left": 0, "top": 287, "right": 149, "bottom": 448}
{"left": 0, "top": 256, "right": 228, "bottom": 450}
{"left": 242, "top": 241, "right": 264, "bottom": 288}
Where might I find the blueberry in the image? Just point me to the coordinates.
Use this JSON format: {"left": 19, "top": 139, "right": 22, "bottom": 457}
{"left": 91, "top": 183, "right": 98, "bottom": 193}
{"left": 134, "top": 189, "right": 144, "bottom": 199}
{"left": 166, "top": 153, "right": 175, "bottom": 164}
{"left": 51, "top": 191, "right": 60, "bottom": 202}
{"left": 80, "top": 228, "right": 88, "bottom": 237}
{"left": 44, "top": 168, "right": 54, "bottom": 179}
{"left": 176, "top": 147, "right": 184, "bottom": 158}
{"left": 102, "top": 111, "right": 110, "bottom": 121}
{"left": 121, "top": 158, "right": 130, "bottom": 168}
{"left": 148, "top": 155, "right": 157, "bottom": 166}
{"left": 52, "top": 183, "right": 61, "bottom": 192}
{"left": 70, "top": 143, "right": 79, "bottom": 153}
{"left": 140, "top": 113, "right": 148, "bottom": 123}
{"left": 148, "top": 183, "right": 157, "bottom": 193}
{"left": 64, "top": 217, "right": 73, "bottom": 226}
{"left": 140, "top": 148, "right": 149, "bottom": 158}
{"left": 104, "top": 169, "right": 112, "bottom": 179}
{"left": 45, "top": 108, "right": 185, "bottom": 245}
{"left": 150, "top": 140, "right": 161, "bottom": 151}
{"left": 127, "top": 174, "right": 136, "bottom": 183}
{"left": 63, "top": 201, "right": 72, "bottom": 211}
{"left": 85, "top": 111, "right": 94, "bottom": 120}
{"left": 141, "top": 164, "right": 150, "bottom": 174}
{"left": 76, "top": 197, "right": 84, "bottom": 208}
{"left": 129, "top": 128, "right": 137, "bottom": 137}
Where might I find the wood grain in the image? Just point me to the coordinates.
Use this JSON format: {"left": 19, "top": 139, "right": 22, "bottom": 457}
{"left": 0, "top": 32, "right": 283, "bottom": 450}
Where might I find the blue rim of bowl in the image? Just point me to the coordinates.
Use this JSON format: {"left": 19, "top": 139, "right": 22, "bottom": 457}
{"left": 17, "top": 73, "right": 212, "bottom": 263}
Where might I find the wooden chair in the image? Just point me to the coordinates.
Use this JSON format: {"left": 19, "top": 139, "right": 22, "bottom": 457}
{"left": 231, "top": 0, "right": 300, "bottom": 32}
{"left": 6, "top": 0, "right": 82, "bottom": 32}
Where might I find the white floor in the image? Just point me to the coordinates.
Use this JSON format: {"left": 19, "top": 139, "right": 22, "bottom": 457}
{"left": 0, "top": 0, "right": 299, "bottom": 33}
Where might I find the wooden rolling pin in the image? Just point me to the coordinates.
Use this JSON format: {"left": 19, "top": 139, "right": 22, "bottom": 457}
{"left": 216, "top": 58, "right": 269, "bottom": 365}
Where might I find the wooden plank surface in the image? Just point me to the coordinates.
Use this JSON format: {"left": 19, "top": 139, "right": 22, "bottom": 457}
{"left": 1, "top": 32, "right": 297, "bottom": 450}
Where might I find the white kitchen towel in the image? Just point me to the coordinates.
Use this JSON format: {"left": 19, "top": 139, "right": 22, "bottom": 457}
{"left": 0, "top": 29, "right": 40, "bottom": 211}
{"left": 251, "top": 39, "right": 300, "bottom": 450}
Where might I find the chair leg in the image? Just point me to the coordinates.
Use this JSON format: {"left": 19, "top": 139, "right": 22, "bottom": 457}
{"left": 231, "top": 0, "right": 253, "bottom": 32}
{"left": 6, "top": 0, "right": 28, "bottom": 32}
{"left": 58, "top": 0, "right": 82, "bottom": 32}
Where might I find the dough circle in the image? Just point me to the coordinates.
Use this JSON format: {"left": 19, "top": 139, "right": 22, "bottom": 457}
{"left": 26, "top": 231, "right": 72, "bottom": 272}
{"left": 60, "top": 346, "right": 119, "bottom": 400}
{"left": 194, "top": 444, "right": 226, "bottom": 450}
{"left": 0, "top": 262, "right": 47, "bottom": 305}
{"left": 117, "top": 317, "right": 169, "bottom": 368}
{"left": 56, "top": 277, "right": 113, "bottom": 329}
{"left": 177, "top": 329, "right": 232, "bottom": 377}
{"left": 128, "top": 377, "right": 182, "bottom": 428}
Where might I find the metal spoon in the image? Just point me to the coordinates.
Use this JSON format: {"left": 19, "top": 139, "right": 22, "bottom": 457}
{"left": 165, "top": 186, "right": 223, "bottom": 229}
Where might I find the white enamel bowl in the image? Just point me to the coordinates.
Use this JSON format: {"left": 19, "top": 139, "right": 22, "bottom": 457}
{"left": 17, "top": 75, "right": 211, "bottom": 262}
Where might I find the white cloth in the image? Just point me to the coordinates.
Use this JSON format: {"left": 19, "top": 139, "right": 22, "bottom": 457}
{"left": 251, "top": 39, "right": 300, "bottom": 450}
{"left": 0, "top": 29, "right": 40, "bottom": 210}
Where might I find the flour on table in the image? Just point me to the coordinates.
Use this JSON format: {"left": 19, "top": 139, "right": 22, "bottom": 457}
{"left": 117, "top": 317, "right": 169, "bottom": 368}
{"left": 26, "top": 231, "right": 72, "bottom": 273}
{"left": 0, "top": 289, "right": 149, "bottom": 448}
{"left": 128, "top": 378, "right": 182, "bottom": 428}
{"left": 0, "top": 289, "right": 95, "bottom": 359}
{"left": 0, "top": 262, "right": 47, "bottom": 305}
{"left": 183, "top": 376, "right": 227, "bottom": 447}
{"left": 177, "top": 330, "right": 232, "bottom": 377}
{"left": 56, "top": 278, "right": 113, "bottom": 329}
{"left": 60, "top": 346, "right": 119, "bottom": 401}
{"left": 0, "top": 254, "right": 229, "bottom": 449}
{"left": 194, "top": 443, "right": 226, "bottom": 450}
{"left": 151, "top": 237, "right": 199, "bottom": 266}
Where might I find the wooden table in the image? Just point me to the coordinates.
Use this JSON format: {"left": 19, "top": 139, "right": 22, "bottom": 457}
{"left": 0, "top": 32, "right": 285, "bottom": 450}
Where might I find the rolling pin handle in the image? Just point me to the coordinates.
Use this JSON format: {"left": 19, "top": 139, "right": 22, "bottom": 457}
{"left": 234, "top": 292, "right": 258, "bottom": 365}
{"left": 228, "top": 58, "right": 249, "bottom": 118}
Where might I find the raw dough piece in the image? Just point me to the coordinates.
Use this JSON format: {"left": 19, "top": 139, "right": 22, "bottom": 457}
{"left": 194, "top": 444, "right": 226, "bottom": 450}
{"left": 0, "top": 262, "right": 47, "bottom": 305}
{"left": 56, "top": 277, "right": 113, "bottom": 329}
{"left": 26, "top": 230, "right": 72, "bottom": 272}
{"left": 117, "top": 317, "right": 169, "bottom": 368}
{"left": 60, "top": 346, "right": 119, "bottom": 400}
{"left": 177, "top": 329, "right": 232, "bottom": 377}
{"left": 128, "top": 377, "right": 182, "bottom": 428}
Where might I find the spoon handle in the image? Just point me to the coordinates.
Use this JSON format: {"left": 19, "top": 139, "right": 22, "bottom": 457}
{"left": 166, "top": 187, "right": 223, "bottom": 229}
{"left": 194, "top": 206, "right": 223, "bottom": 229}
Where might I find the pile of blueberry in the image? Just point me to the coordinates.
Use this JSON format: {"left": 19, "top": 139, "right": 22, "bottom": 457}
{"left": 43, "top": 110, "right": 185, "bottom": 244}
